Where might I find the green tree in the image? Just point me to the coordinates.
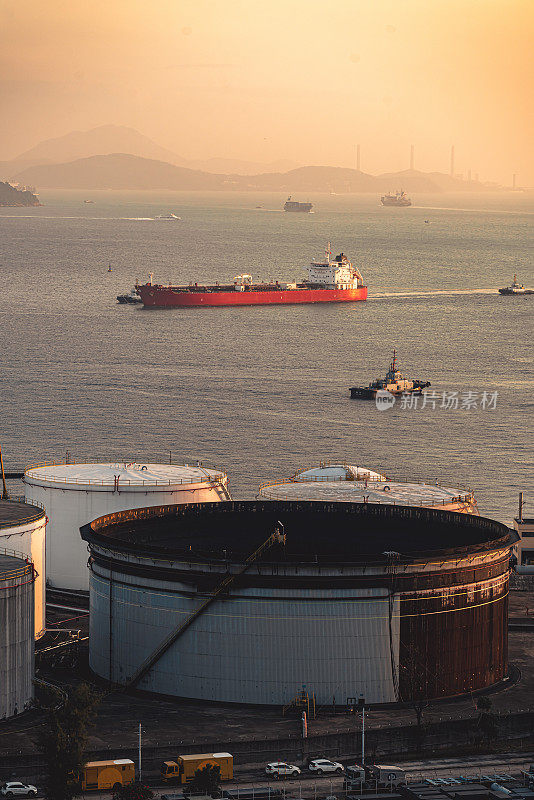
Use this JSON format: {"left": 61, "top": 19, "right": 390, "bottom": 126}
{"left": 476, "top": 695, "right": 497, "bottom": 740}
{"left": 112, "top": 783, "right": 154, "bottom": 800}
{"left": 188, "top": 764, "right": 221, "bottom": 797}
{"left": 38, "top": 682, "right": 101, "bottom": 800}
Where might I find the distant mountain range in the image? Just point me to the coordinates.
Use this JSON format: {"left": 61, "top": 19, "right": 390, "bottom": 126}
{"left": 1, "top": 124, "right": 500, "bottom": 193}
{"left": 3, "top": 125, "right": 299, "bottom": 177}
{"left": 11, "top": 152, "right": 491, "bottom": 194}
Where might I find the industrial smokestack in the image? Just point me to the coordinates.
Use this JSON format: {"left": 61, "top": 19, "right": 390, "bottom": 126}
{"left": 356, "top": 144, "right": 361, "bottom": 172}
{"left": 513, "top": 173, "right": 517, "bottom": 190}
{"left": 410, "top": 144, "right": 415, "bottom": 171}
{"left": 450, "top": 145, "right": 455, "bottom": 177}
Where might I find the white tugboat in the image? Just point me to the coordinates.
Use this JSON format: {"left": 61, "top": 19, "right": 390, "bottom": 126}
{"left": 350, "top": 350, "right": 430, "bottom": 399}
{"left": 498, "top": 275, "right": 533, "bottom": 295}
{"left": 117, "top": 287, "right": 142, "bottom": 304}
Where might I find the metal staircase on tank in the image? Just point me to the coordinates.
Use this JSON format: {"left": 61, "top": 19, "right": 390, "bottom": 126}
{"left": 283, "top": 685, "right": 316, "bottom": 718}
{"left": 125, "top": 527, "right": 286, "bottom": 690}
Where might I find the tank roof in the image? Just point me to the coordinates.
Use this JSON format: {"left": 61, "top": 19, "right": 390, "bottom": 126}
{"left": 24, "top": 462, "right": 226, "bottom": 487}
{"left": 0, "top": 499, "right": 45, "bottom": 529}
{"left": 81, "top": 500, "right": 514, "bottom": 565}
{"left": 293, "top": 465, "right": 386, "bottom": 481}
{"left": 0, "top": 552, "right": 32, "bottom": 578}
{"left": 259, "top": 479, "right": 472, "bottom": 507}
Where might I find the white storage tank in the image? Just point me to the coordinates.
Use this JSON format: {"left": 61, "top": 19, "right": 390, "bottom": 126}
{"left": 0, "top": 548, "right": 35, "bottom": 719}
{"left": 24, "top": 462, "right": 230, "bottom": 591}
{"left": 259, "top": 474, "right": 478, "bottom": 514}
{"left": 0, "top": 499, "right": 46, "bottom": 639}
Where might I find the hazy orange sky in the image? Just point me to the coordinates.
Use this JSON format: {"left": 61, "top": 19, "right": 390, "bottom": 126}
{"left": 1, "top": 0, "right": 533, "bottom": 184}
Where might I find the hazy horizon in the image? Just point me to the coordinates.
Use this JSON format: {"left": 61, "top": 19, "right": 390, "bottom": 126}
{"left": 1, "top": 0, "right": 533, "bottom": 185}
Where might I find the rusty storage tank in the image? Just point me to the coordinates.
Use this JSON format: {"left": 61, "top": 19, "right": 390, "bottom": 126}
{"left": 0, "top": 548, "right": 35, "bottom": 719}
{"left": 0, "top": 499, "right": 46, "bottom": 639}
{"left": 81, "top": 501, "right": 515, "bottom": 705}
{"left": 24, "top": 461, "right": 230, "bottom": 591}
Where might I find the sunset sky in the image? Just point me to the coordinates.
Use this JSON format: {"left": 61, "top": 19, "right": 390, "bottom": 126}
{"left": 1, "top": 0, "right": 533, "bottom": 184}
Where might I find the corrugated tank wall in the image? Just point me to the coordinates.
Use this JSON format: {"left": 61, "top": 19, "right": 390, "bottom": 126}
{"left": 89, "top": 563, "right": 400, "bottom": 705}
{"left": 0, "top": 559, "right": 35, "bottom": 719}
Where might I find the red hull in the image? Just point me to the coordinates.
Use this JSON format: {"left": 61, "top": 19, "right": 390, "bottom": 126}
{"left": 138, "top": 285, "right": 368, "bottom": 307}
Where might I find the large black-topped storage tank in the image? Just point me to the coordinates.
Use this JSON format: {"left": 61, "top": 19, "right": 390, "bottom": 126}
{"left": 81, "top": 500, "right": 516, "bottom": 705}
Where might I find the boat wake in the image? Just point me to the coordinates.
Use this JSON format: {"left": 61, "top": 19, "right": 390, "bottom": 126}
{"left": 411, "top": 206, "right": 533, "bottom": 215}
{"left": 371, "top": 289, "right": 497, "bottom": 299}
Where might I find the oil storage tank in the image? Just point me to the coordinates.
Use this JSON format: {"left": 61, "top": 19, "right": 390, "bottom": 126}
{"left": 24, "top": 462, "right": 230, "bottom": 591}
{"left": 82, "top": 500, "right": 515, "bottom": 706}
{"left": 259, "top": 469, "right": 479, "bottom": 514}
{"left": 0, "top": 499, "right": 46, "bottom": 639}
{"left": 0, "top": 548, "right": 35, "bottom": 719}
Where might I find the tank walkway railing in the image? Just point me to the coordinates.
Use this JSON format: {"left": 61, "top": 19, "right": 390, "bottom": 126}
{"left": 0, "top": 545, "right": 35, "bottom": 581}
{"left": 125, "top": 529, "right": 286, "bottom": 690}
{"left": 287, "top": 462, "right": 474, "bottom": 494}
{"left": 22, "top": 462, "right": 227, "bottom": 488}
{"left": 258, "top": 479, "right": 475, "bottom": 507}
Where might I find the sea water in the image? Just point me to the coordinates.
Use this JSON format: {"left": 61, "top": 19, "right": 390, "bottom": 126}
{"left": 1, "top": 190, "right": 532, "bottom": 523}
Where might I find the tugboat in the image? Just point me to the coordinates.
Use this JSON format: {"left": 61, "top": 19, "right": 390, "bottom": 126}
{"left": 284, "top": 196, "right": 313, "bottom": 213}
{"left": 117, "top": 288, "right": 142, "bottom": 304}
{"left": 498, "top": 275, "right": 533, "bottom": 295}
{"left": 350, "top": 351, "right": 430, "bottom": 399}
{"left": 381, "top": 190, "right": 411, "bottom": 207}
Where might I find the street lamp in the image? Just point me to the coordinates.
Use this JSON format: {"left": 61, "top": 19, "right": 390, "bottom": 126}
{"left": 358, "top": 695, "right": 365, "bottom": 766}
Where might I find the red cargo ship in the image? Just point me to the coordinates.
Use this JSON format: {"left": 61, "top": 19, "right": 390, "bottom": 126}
{"left": 136, "top": 247, "right": 368, "bottom": 308}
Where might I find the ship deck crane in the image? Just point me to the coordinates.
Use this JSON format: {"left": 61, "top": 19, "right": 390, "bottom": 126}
{"left": 126, "top": 527, "right": 286, "bottom": 690}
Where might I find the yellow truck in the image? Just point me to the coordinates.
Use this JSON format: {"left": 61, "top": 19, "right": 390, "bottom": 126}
{"left": 81, "top": 759, "right": 135, "bottom": 791}
{"left": 161, "top": 752, "right": 233, "bottom": 784}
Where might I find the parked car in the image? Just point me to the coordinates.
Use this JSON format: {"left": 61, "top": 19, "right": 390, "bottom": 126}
{"left": 1, "top": 783, "right": 38, "bottom": 798}
{"left": 265, "top": 762, "right": 301, "bottom": 778}
{"left": 308, "top": 760, "right": 344, "bottom": 775}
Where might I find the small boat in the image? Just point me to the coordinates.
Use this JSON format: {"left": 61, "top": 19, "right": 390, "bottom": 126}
{"left": 381, "top": 190, "right": 411, "bottom": 207}
{"left": 498, "top": 275, "right": 533, "bottom": 295}
{"left": 350, "top": 350, "right": 430, "bottom": 399}
{"left": 84, "top": 199, "right": 95, "bottom": 204}
{"left": 156, "top": 212, "right": 181, "bottom": 220}
{"left": 117, "top": 288, "right": 142, "bottom": 305}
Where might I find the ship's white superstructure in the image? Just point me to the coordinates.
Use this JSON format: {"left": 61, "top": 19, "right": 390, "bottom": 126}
{"left": 306, "top": 246, "right": 363, "bottom": 289}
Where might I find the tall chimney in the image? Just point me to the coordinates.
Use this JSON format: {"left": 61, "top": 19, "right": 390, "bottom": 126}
{"left": 450, "top": 145, "right": 455, "bottom": 177}
{"left": 468, "top": 169, "right": 471, "bottom": 182}
{"left": 410, "top": 144, "right": 415, "bottom": 171}
{"left": 356, "top": 144, "right": 361, "bottom": 172}
{"left": 513, "top": 173, "right": 517, "bottom": 190}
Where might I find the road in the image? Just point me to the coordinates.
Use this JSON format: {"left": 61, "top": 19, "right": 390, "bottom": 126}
{"left": 26, "top": 752, "right": 534, "bottom": 800}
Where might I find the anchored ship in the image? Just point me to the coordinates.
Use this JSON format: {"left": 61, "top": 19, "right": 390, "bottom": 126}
{"left": 136, "top": 246, "right": 367, "bottom": 308}
{"left": 381, "top": 190, "right": 411, "bottom": 207}
{"left": 350, "top": 350, "right": 430, "bottom": 399}
{"left": 284, "top": 196, "right": 313, "bottom": 213}
{"left": 498, "top": 275, "right": 533, "bottom": 295}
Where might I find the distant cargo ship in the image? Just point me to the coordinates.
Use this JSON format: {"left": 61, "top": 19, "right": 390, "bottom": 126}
{"left": 136, "top": 246, "right": 367, "bottom": 308}
{"left": 381, "top": 190, "right": 411, "bottom": 207}
{"left": 284, "top": 196, "right": 313, "bottom": 213}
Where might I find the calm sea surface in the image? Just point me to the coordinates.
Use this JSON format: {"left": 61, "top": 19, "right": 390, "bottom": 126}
{"left": 1, "top": 190, "right": 532, "bottom": 523}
